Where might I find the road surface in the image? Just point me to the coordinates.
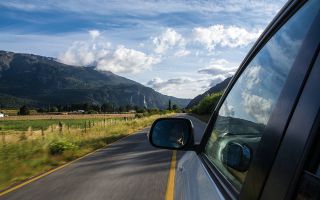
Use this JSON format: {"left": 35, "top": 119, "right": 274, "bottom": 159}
{"left": 0, "top": 114, "right": 206, "bottom": 200}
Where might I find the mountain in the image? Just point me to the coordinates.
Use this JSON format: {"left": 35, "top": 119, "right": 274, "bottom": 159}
{"left": 0, "top": 50, "right": 190, "bottom": 109}
{"left": 186, "top": 77, "right": 232, "bottom": 109}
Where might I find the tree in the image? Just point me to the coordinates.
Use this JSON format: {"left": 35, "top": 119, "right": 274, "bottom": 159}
{"left": 191, "top": 92, "right": 222, "bottom": 115}
{"left": 83, "top": 103, "right": 90, "bottom": 111}
{"left": 18, "top": 105, "right": 30, "bottom": 115}
{"left": 91, "top": 104, "right": 101, "bottom": 112}
{"left": 172, "top": 104, "right": 178, "bottom": 110}
{"left": 168, "top": 99, "right": 172, "bottom": 110}
{"left": 118, "top": 106, "right": 125, "bottom": 113}
{"left": 126, "top": 104, "right": 133, "bottom": 111}
{"left": 50, "top": 106, "right": 58, "bottom": 112}
{"left": 101, "top": 103, "right": 113, "bottom": 113}
{"left": 36, "top": 107, "right": 47, "bottom": 113}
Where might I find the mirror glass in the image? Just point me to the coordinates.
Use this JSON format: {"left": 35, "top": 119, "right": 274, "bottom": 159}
{"left": 150, "top": 118, "right": 191, "bottom": 149}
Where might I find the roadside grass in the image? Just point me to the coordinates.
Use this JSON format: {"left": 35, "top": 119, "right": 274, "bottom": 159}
{"left": 0, "top": 114, "right": 172, "bottom": 191}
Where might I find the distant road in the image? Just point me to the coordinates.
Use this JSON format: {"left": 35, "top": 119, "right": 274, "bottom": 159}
{"left": 0, "top": 114, "right": 206, "bottom": 200}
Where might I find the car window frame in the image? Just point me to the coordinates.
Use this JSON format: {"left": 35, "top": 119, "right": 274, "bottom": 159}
{"left": 195, "top": 0, "right": 320, "bottom": 199}
{"left": 260, "top": 49, "right": 320, "bottom": 200}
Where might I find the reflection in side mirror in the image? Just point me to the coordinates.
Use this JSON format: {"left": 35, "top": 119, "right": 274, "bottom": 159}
{"left": 149, "top": 118, "right": 194, "bottom": 150}
{"left": 222, "top": 142, "right": 251, "bottom": 172}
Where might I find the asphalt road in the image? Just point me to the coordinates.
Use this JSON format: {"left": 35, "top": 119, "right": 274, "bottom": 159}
{"left": 0, "top": 114, "right": 206, "bottom": 200}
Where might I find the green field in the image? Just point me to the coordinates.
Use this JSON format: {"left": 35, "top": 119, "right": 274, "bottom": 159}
{"left": 0, "top": 113, "right": 173, "bottom": 191}
{"left": 0, "top": 118, "right": 120, "bottom": 131}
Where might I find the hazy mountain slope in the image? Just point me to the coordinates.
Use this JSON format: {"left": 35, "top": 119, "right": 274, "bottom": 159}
{"left": 0, "top": 50, "right": 190, "bottom": 108}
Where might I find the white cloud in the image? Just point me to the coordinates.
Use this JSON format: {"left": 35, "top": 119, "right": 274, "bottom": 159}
{"left": 245, "top": 65, "right": 261, "bottom": 90}
{"left": 89, "top": 30, "right": 101, "bottom": 40}
{"left": 220, "top": 101, "right": 235, "bottom": 117}
{"left": 58, "top": 40, "right": 110, "bottom": 66}
{"left": 147, "top": 76, "right": 207, "bottom": 98}
{"left": 193, "top": 25, "right": 262, "bottom": 51}
{"left": 174, "top": 49, "right": 191, "bottom": 57}
{"left": 59, "top": 30, "right": 159, "bottom": 73}
{"left": 96, "top": 45, "right": 160, "bottom": 73}
{"left": 242, "top": 92, "right": 272, "bottom": 124}
{"left": 146, "top": 75, "right": 228, "bottom": 98}
{"left": 196, "top": 59, "right": 235, "bottom": 90}
{"left": 198, "top": 59, "right": 238, "bottom": 75}
{"left": 153, "top": 28, "right": 186, "bottom": 54}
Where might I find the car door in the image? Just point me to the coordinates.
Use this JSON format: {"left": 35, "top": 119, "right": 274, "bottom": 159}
{"left": 175, "top": 0, "right": 320, "bottom": 199}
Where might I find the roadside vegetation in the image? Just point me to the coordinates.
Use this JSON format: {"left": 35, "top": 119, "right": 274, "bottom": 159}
{"left": 190, "top": 92, "right": 223, "bottom": 122}
{"left": 0, "top": 112, "right": 174, "bottom": 191}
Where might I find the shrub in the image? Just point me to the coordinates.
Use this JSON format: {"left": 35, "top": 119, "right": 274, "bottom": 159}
{"left": 18, "top": 105, "right": 30, "bottom": 115}
{"left": 87, "top": 110, "right": 99, "bottom": 114}
{"left": 192, "top": 92, "right": 223, "bottom": 115}
{"left": 49, "top": 139, "right": 77, "bottom": 155}
{"left": 49, "top": 107, "right": 58, "bottom": 112}
{"left": 135, "top": 113, "right": 144, "bottom": 118}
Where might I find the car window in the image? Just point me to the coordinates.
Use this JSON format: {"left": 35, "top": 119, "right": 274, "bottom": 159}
{"left": 203, "top": 0, "right": 320, "bottom": 191}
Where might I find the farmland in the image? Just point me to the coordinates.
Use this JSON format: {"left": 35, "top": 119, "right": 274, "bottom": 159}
{"left": 0, "top": 113, "right": 173, "bottom": 191}
{"left": 0, "top": 113, "right": 135, "bottom": 121}
{"left": 0, "top": 113, "right": 135, "bottom": 132}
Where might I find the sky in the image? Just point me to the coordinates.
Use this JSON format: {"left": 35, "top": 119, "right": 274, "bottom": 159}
{"left": 0, "top": 0, "right": 287, "bottom": 99}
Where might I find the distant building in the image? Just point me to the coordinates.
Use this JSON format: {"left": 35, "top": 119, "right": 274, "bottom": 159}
{"left": 0, "top": 113, "right": 4, "bottom": 117}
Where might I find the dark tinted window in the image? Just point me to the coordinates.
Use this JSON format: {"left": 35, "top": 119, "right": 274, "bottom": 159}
{"left": 204, "top": 0, "right": 320, "bottom": 191}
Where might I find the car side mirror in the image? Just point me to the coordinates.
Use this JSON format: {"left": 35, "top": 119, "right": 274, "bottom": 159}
{"left": 221, "top": 142, "right": 252, "bottom": 172}
{"left": 148, "top": 118, "right": 194, "bottom": 150}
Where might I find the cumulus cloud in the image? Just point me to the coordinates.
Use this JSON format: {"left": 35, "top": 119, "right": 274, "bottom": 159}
{"left": 238, "top": 65, "right": 272, "bottom": 124}
{"left": 59, "top": 30, "right": 159, "bottom": 73}
{"left": 242, "top": 92, "right": 272, "bottom": 124}
{"left": 245, "top": 65, "right": 261, "bottom": 90}
{"left": 198, "top": 59, "right": 238, "bottom": 75}
{"left": 89, "top": 30, "right": 101, "bottom": 40}
{"left": 58, "top": 40, "right": 110, "bottom": 67}
{"left": 193, "top": 25, "right": 262, "bottom": 51}
{"left": 96, "top": 45, "right": 160, "bottom": 73}
{"left": 153, "top": 28, "right": 186, "bottom": 55}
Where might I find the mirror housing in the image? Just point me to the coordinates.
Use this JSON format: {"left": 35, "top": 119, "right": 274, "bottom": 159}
{"left": 148, "top": 118, "right": 195, "bottom": 150}
{"left": 221, "top": 142, "right": 252, "bottom": 172}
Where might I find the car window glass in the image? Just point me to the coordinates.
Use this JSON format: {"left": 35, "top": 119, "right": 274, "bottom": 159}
{"left": 204, "top": 0, "right": 320, "bottom": 191}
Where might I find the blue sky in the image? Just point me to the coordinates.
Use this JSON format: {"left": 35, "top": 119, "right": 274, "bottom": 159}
{"left": 0, "top": 0, "right": 286, "bottom": 98}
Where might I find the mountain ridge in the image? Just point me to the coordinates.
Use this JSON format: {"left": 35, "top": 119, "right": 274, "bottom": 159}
{"left": 0, "top": 50, "right": 190, "bottom": 109}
